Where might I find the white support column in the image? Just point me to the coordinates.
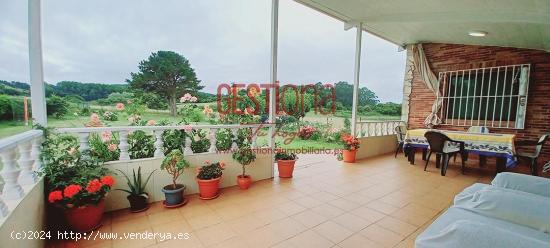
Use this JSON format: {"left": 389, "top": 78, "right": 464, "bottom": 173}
{"left": 28, "top": 0, "right": 47, "bottom": 126}
{"left": 269, "top": 0, "right": 279, "bottom": 177}
{"left": 184, "top": 131, "right": 193, "bottom": 155}
{"left": 31, "top": 136, "right": 42, "bottom": 171}
{"left": 351, "top": 23, "right": 363, "bottom": 137}
{"left": 208, "top": 128, "right": 217, "bottom": 153}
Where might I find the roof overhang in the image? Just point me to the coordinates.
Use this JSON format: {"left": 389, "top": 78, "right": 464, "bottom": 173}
{"left": 295, "top": 0, "right": 550, "bottom": 52}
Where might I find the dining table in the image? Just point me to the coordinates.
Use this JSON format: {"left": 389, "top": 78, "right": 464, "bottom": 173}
{"left": 403, "top": 129, "right": 517, "bottom": 174}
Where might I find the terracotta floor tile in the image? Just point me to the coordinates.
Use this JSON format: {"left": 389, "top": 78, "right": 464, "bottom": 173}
{"left": 291, "top": 210, "right": 328, "bottom": 228}
{"left": 349, "top": 206, "right": 386, "bottom": 223}
{"left": 337, "top": 233, "right": 382, "bottom": 248}
{"left": 359, "top": 224, "right": 404, "bottom": 247}
{"left": 293, "top": 195, "right": 324, "bottom": 208}
{"left": 311, "top": 203, "right": 346, "bottom": 218}
{"left": 286, "top": 230, "right": 334, "bottom": 248}
{"left": 327, "top": 198, "right": 361, "bottom": 211}
{"left": 111, "top": 228, "right": 156, "bottom": 248}
{"left": 365, "top": 201, "right": 399, "bottom": 215}
{"left": 194, "top": 222, "right": 237, "bottom": 246}
{"left": 375, "top": 216, "right": 418, "bottom": 238}
{"left": 331, "top": 213, "right": 373, "bottom": 232}
{"left": 186, "top": 212, "right": 223, "bottom": 230}
{"left": 312, "top": 220, "right": 354, "bottom": 243}
{"left": 277, "top": 201, "right": 307, "bottom": 216}
{"left": 147, "top": 209, "right": 182, "bottom": 226}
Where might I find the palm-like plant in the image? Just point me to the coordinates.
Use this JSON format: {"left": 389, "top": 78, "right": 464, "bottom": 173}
{"left": 116, "top": 167, "right": 155, "bottom": 198}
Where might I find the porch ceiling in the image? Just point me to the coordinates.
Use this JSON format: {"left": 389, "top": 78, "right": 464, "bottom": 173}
{"left": 295, "top": 0, "right": 550, "bottom": 51}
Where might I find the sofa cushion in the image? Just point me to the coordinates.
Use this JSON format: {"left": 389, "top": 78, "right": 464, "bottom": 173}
{"left": 492, "top": 172, "right": 550, "bottom": 198}
{"left": 416, "top": 219, "right": 550, "bottom": 248}
{"left": 454, "top": 187, "right": 550, "bottom": 233}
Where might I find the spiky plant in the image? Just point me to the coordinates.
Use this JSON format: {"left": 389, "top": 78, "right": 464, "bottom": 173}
{"left": 116, "top": 167, "right": 155, "bottom": 198}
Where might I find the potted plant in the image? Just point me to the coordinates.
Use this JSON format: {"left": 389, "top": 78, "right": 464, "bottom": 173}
{"left": 340, "top": 133, "right": 361, "bottom": 163}
{"left": 160, "top": 150, "right": 190, "bottom": 207}
{"left": 196, "top": 161, "right": 225, "bottom": 199}
{"left": 232, "top": 146, "right": 257, "bottom": 189}
{"left": 116, "top": 167, "right": 155, "bottom": 212}
{"left": 274, "top": 149, "right": 297, "bottom": 178}
{"left": 40, "top": 128, "right": 115, "bottom": 232}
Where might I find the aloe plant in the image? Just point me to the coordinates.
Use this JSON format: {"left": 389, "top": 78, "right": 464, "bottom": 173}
{"left": 116, "top": 167, "right": 156, "bottom": 197}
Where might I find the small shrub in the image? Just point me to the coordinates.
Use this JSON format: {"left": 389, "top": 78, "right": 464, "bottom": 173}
{"left": 128, "top": 130, "right": 155, "bottom": 159}
{"left": 102, "top": 111, "right": 118, "bottom": 121}
{"left": 196, "top": 161, "right": 224, "bottom": 180}
{"left": 215, "top": 129, "right": 233, "bottom": 151}
{"left": 298, "top": 125, "right": 316, "bottom": 140}
{"left": 161, "top": 150, "right": 189, "bottom": 189}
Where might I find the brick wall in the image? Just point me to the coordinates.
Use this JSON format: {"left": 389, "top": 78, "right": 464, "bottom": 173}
{"left": 407, "top": 43, "right": 550, "bottom": 174}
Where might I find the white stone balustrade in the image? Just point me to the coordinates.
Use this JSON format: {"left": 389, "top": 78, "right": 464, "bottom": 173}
{"left": 355, "top": 121, "right": 405, "bottom": 138}
{"left": 56, "top": 124, "right": 274, "bottom": 161}
{"left": 0, "top": 129, "right": 43, "bottom": 219}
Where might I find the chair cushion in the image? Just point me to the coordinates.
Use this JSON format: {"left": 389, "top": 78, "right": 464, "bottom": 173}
{"left": 492, "top": 172, "right": 550, "bottom": 198}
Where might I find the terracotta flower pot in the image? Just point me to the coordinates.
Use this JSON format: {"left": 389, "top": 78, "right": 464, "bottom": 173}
{"left": 343, "top": 150, "right": 357, "bottom": 163}
{"left": 64, "top": 200, "right": 105, "bottom": 233}
{"left": 277, "top": 160, "right": 296, "bottom": 178}
{"left": 196, "top": 177, "right": 221, "bottom": 200}
{"left": 237, "top": 175, "right": 252, "bottom": 190}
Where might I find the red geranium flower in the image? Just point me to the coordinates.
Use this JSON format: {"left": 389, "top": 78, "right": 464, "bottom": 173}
{"left": 101, "top": 176, "right": 115, "bottom": 187}
{"left": 63, "top": 184, "right": 82, "bottom": 198}
{"left": 86, "top": 179, "right": 103, "bottom": 193}
{"left": 48, "top": 190, "right": 63, "bottom": 203}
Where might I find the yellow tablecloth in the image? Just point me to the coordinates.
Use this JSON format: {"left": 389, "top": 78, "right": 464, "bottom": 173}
{"left": 404, "top": 129, "right": 516, "bottom": 157}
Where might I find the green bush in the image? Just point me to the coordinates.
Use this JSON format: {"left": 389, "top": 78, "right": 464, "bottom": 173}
{"left": 138, "top": 93, "right": 168, "bottom": 110}
{"left": 96, "top": 92, "right": 134, "bottom": 106}
{"left": 88, "top": 133, "right": 120, "bottom": 162}
{"left": 216, "top": 129, "right": 233, "bottom": 151}
{"left": 372, "top": 102, "right": 401, "bottom": 116}
{"left": 0, "top": 95, "right": 11, "bottom": 119}
{"left": 46, "top": 95, "right": 69, "bottom": 119}
{"left": 128, "top": 130, "right": 155, "bottom": 159}
{"left": 190, "top": 129, "right": 211, "bottom": 153}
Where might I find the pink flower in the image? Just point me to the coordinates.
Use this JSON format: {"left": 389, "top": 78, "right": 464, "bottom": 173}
{"left": 204, "top": 160, "right": 211, "bottom": 165}
{"left": 127, "top": 99, "right": 133, "bottom": 104}
{"left": 180, "top": 93, "right": 192, "bottom": 103}
{"left": 115, "top": 103, "right": 125, "bottom": 111}
{"left": 181, "top": 125, "right": 193, "bottom": 132}
{"left": 146, "top": 120, "right": 157, "bottom": 126}
{"left": 101, "top": 131, "right": 112, "bottom": 142}
{"left": 107, "top": 143, "right": 118, "bottom": 152}
{"left": 128, "top": 116, "right": 135, "bottom": 123}
{"left": 190, "top": 96, "right": 197, "bottom": 102}
{"left": 90, "top": 113, "right": 100, "bottom": 122}
{"left": 219, "top": 161, "right": 226, "bottom": 169}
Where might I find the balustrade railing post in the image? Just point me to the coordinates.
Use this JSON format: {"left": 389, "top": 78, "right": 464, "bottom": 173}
{"left": 184, "top": 130, "right": 193, "bottom": 155}
{"left": 231, "top": 129, "right": 239, "bottom": 150}
{"left": 18, "top": 141, "right": 37, "bottom": 185}
{"left": 31, "top": 136, "right": 42, "bottom": 171}
{"left": 0, "top": 147, "right": 25, "bottom": 200}
{"left": 0, "top": 196, "right": 9, "bottom": 218}
{"left": 77, "top": 132, "right": 89, "bottom": 152}
{"left": 251, "top": 130, "right": 258, "bottom": 148}
{"left": 118, "top": 131, "right": 130, "bottom": 160}
{"left": 153, "top": 130, "right": 164, "bottom": 158}
{"left": 208, "top": 128, "right": 217, "bottom": 153}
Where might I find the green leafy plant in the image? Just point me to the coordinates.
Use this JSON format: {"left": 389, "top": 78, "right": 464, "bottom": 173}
{"left": 46, "top": 95, "right": 69, "bottom": 119}
{"left": 232, "top": 146, "right": 257, "bottom": 177}
{"left": 215, "top": 129, "right": 233, "bottom": 151}
{"left": 196, "top": 161, "right": 224, "bottom": 180}
{"left": 128, "top": 130, "right": 155, "bottom": 159}
{"left": 116, "top": 167, "right": 155, "bottom": 197}
{"left": 39, "top": 127, "right": 114, "bottom": 208}
{"left": 274, "top": 149, "right": 297, "bottom": 161}
{"left": 161, "top": 150, "right": 190, "bottom": 189}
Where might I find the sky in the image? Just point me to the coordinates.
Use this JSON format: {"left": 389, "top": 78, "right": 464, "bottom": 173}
{"left": 0, "top": 0, "right": 405, "bottom": 103}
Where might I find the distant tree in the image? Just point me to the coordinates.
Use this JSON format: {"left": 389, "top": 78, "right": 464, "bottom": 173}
{"left": 372, "top": 102, "right": 402, "bottom": 116}
{"left": 54, "top": 81, "right": 126, "bottom": 101}
{"left": 128, "top": 51, "right": 203, "bottom": 116}
{"left": 334, "top": 81, "right": 379, "bottom": 108}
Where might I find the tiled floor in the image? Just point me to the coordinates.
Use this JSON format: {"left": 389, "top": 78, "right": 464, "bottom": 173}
{"left": 50, "top": 152, "right": 494, "bottom": 248}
